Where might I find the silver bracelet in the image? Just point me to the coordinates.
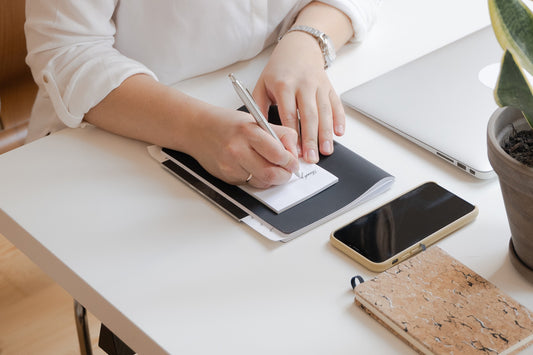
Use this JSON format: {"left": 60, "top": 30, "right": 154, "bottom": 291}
{"left": 282, "top": 25, "right": 336, "bottom": 69}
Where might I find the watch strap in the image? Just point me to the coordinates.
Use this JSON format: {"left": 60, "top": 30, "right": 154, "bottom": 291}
{"left": 285, "top": 25, "right": 336, "bottom": 69}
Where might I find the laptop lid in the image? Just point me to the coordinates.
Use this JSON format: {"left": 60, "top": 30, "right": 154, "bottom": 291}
{"left": 341, "top": 26, "right": 502, "bottom": 179}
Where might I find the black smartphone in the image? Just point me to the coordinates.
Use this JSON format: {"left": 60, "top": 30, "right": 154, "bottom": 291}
{"left": 330, "top": 182, "right": 478, "bottom": 272}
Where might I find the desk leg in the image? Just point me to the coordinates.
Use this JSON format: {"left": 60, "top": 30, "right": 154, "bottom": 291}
{"left": 74, "top": 300, "right": 93, "bottom": 355}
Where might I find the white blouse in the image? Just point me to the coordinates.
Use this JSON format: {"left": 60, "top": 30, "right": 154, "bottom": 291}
{"left": 25, "top": 0, "right": 379, "bottom": 141}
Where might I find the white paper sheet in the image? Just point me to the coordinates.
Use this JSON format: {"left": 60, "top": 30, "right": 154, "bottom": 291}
{"left": 238, "top": 160, "right": 338, "bottom": 214}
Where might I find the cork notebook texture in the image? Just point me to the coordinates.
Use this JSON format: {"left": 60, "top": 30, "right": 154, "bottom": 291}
{"left": 354, "top": 246, "right": 533, "bottom": 354}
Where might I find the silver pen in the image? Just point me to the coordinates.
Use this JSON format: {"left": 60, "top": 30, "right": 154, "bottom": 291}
{"left": 229, "top": 73, "right": 283, "bottom": 145}
{"left": 229, "top": 73, "right": 302, "bottom": 178}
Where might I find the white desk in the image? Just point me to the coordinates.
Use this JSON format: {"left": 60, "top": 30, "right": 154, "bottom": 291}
{"left": 2, "top": 1, "right": 532, "bottom": 354}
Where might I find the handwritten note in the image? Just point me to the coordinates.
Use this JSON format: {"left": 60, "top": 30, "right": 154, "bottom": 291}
{"left": 239, "top": 160, "right": 338, "bottom": 214}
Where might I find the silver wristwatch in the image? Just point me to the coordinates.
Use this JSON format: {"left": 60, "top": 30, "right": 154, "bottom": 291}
{"left": 287, "top": 25, "right": 336, "bottom": 69}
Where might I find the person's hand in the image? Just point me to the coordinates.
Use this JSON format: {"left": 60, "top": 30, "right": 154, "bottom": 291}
{"left": 85, "top": 74, "right": 298, "bottom": 188}
{"left": 253, "top": 31, "right": 346, "bottom": 164}
{"left": 188, "top": 107, "right": 300, "bottom": 188}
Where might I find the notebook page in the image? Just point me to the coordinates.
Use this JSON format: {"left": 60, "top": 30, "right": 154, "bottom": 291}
{"left": 238, "top": 160, "right": 338, "bottom": 214}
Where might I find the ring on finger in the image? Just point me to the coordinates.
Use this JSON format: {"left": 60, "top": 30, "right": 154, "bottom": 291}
{"left": 245, "top": 173, "right": 253, "bottom": 183}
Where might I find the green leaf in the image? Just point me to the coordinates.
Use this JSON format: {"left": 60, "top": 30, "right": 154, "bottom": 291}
{"left": 489, "top": 0, "right": 533, "bottom": 75}
{"left": 495, "top": 50, "right": 533, "bottom": 128}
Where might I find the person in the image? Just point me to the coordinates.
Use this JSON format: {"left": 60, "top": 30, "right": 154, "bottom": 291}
{"left": 25, "top": 0, "right": 378, "bottom": 188}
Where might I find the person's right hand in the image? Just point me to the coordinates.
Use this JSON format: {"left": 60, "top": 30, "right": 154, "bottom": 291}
{"left": 84, "top": 74, "right": 298, "bottom": 188}
{"left": 186, "top": 106, "right": 300, "bottom": 189}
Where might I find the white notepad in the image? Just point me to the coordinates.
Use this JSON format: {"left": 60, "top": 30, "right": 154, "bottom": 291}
{"left": 238, "top": 160, "right": 339, "bottom": 214}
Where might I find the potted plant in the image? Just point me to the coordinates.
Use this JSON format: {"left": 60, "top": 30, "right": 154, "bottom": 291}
{"left": 487, "top": 0, "right": 533, "bottom": 281}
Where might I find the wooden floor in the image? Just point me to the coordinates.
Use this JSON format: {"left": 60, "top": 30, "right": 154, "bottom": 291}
{"left": 0, "top": 233, "right": 105, "bottom": 355}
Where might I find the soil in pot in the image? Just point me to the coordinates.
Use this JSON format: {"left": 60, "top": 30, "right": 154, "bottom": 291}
{"left": 502, "top": 129, "right": 533, "bottom": 167}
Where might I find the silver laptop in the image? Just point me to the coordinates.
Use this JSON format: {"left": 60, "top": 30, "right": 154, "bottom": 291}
{"left": 341, "top": 26, "right": 502, "bottom": 179}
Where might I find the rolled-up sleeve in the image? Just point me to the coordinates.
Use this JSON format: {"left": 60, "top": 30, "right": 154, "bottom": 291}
{"left": 25, "top": 0, "right": 157, "bottom": 128}
{"left": 320, "top": 0, "right": 380, "bottom": 42}
{"left": 278, "top": 0, "right": 380, "bottom": 43}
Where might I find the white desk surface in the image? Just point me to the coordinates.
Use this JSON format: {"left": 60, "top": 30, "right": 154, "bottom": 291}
{"left": 2, "top": 1, "right": 532, "bottom": 354}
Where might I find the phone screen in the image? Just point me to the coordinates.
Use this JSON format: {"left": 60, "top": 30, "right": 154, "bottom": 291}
{"left": 332, "top": 182, "right": 476, "bottom": 263}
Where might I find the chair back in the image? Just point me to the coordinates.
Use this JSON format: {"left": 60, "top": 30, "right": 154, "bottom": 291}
{"left": 0, "top": 0, "right": 37, "bottom": 154}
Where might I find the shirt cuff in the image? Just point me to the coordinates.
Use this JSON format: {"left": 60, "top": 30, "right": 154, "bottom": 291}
{"left": 318, "top": 0, "right": 380, "bottom": 42}
{"left": 41, "top": 49, "right": 157, "bottom": 128}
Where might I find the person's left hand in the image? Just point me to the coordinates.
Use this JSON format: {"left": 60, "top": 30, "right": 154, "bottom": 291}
{"left": 253, "top": 30, "right": 345, "bottom": 164}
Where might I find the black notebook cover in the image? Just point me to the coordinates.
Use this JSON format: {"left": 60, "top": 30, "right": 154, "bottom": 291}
{"left": 157, "top": 106, "right": 394, "bottom": 240}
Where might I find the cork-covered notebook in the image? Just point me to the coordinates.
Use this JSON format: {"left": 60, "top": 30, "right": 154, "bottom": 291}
{"left": 354, "top": 246, "right": 533, "bottom": 354}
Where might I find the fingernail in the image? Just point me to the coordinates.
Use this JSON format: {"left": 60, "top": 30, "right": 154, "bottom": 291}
{"left": 297, "top": 144, "right": 302, "bottom": 157}
{"left": 305, "top": 149, "right": 318, "bottom": 163}
{"left": 292, "top": 162, "right": 301, "bottom": 176}
{"left": 335, "top": 124, "right": 345, "bottom": 135}
{"left": 321, "top": 141, "right": 333, "bottom": 155}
